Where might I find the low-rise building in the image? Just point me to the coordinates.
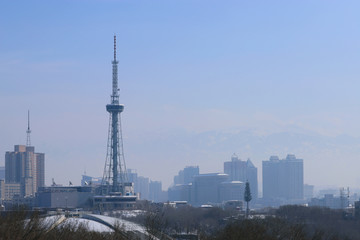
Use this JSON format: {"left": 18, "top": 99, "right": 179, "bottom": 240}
{"left": 308, "top": 194, "right": 346, "bottom": 209}
{"left": 36, "top": 186, "right": 95, "bottom": 209}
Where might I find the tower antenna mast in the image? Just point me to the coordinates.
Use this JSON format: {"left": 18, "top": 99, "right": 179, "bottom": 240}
{"left": 26, "top": 110, "right": 31, "bottom": 146}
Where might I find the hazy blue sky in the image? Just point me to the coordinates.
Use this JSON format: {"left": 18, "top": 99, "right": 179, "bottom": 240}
{"left": 2, "top": 1, "right": 360, "bottom": 191}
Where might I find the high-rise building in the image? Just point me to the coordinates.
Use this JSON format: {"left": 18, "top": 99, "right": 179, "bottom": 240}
{"left": 149, "top": 180, "right": 162, "bottom": 202}
{"left": 0, "top": 166, "right": 5, "bottom": 180}
{"left": 173, "top": 166, "right": 199, "bottom": 185}
{"left": 35, "top": 152, "right": 45, "bottom": 191}
{"left": 168, "top": 184, "right": 192, "bottom": 202}
{"left": 224, "top": 154, "right": 258, "bottom": 199}
{"left": 126, "top": 169, "right": 138, "bottom": 190}
{"left": 262, "top": 156, "right": 280, "bottom": 200}
{"left": 219, "top": 181, "right": 245, "bottom": 203}
{"left": 191, "top": 173, "right": 229, "bottom": 206}
{"left": 169, "top": 167, "right": 246, "bottom": 205}
{"left": 183, "top": 166, "right": 199, "bottom": 185}
{"left": 5, "top": 145, "right": 45, "bottom": 197}
{"left": 173, "top": 170, "right": 184, "bottom": 185}
{"left": 262, "top": 154, "right": 303, "bottom": 201}
{"left": 137, "top": 176, "right": 149, "bottom": 200}
{"left": 4, "top": 111, "right": 44, "bottom": 199}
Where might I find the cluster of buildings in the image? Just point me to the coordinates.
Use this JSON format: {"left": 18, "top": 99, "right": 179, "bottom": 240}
{"left": 126, "top": 169, "right": 167, "bottom": 202}
{"left": 167, "top": 154, "right": 307, "bottom": 208}
{"left": 0, "top": 146, "right": 308, "bottom": 209}
{"left": 0, "top": 141, "right": 353, "bottom": 211}
{"left": 168, "top": 156, "right": 257, "bottom": 207}
{"left": 1, "top": 137, "right": 355, "bottom": 211}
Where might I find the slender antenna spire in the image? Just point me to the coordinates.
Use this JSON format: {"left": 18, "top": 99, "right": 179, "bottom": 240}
{"left": 111, "top": 35, "right": 119, "bottom": 104}
{"left": 114, "top": 35, "right": 117, "bottom": 61}
{"left": 26, "top": 110, "right": 31, "bottom": 146}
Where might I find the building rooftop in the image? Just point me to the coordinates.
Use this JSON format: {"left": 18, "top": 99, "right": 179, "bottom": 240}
{"left": 194, "top": 173, "right": 229, "bottom": 177}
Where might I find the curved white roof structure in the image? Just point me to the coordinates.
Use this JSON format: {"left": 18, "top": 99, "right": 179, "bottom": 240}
{"left": 41, "top": 213, "right": 159, "bottom": 239}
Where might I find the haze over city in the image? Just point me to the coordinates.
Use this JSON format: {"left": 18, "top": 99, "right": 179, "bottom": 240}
{"left": 2, "top": 0, "right": 360, "bottom": 191}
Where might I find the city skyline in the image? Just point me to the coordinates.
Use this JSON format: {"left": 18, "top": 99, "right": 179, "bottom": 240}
{"left": 2, "top": 1, "right": 360, "bottom": 189}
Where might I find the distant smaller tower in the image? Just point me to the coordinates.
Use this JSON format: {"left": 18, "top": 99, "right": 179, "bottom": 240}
{"left": 4, "top": 112, "right": 45, "bottom": 199}
{"left": 26, "top": 110, "right": 31, "bottom": 146}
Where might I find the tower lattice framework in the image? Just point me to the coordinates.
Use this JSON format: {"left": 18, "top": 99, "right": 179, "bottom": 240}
{"left": 102, "top": 35, "right": 128, "bottom": 194}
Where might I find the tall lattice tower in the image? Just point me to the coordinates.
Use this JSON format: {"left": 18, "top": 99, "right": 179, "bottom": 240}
{"left": 101, "top": 35, "right": 128, "bottom": 194}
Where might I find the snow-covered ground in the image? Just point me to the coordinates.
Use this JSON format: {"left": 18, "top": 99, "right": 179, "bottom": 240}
{"left": 40, "top": 215, "right": 114, "bottom": 232}
{"left": 86, "top": 214, "right": 147, "bottom": 234}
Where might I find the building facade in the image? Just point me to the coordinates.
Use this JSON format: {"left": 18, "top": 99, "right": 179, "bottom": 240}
{"left": 191, "top": 173, "right": 230, "bottom": 206}
{"left": 219, "top": 181, "right": 245, "bottom": 203}
{"left": 5, "top": 145, "right": 45, "bottom": 198}
{"left": 37, "top": 186, "right": 95, "bottom": 209}
{"left": 173, "top": 166, "right": 199, "bottom": 185}
{"left": 183, "top": 166, "right": 199, "bottom": 185}
{"left": 262, "top": 154, "right": 303, "bottom": 202}
{"left": 136, "top": 176, "right": 149, "bottom": 200}
{"left": 149, "top": 180, "right": 162, "bottom": 202}
{"left": 168, "top": 184, "right": 192, "bottom": 202}
{"left": 224, "top": 154, "right": 258, "bottom": 199}
{"left": 0, "top": 166, "right": 5, "bottom": 180}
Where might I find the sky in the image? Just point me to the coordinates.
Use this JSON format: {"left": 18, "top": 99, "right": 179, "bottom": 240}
{"left": 1, "top": 0, "right": 360, "bottom": 191}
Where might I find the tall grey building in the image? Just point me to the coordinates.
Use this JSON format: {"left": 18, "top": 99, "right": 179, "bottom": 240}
{"left": 224, "top": 154, "right": 258, "bottom": 199}
{"left": 136, "top": 176, "right": 149, "bottom": 200}
{"left": 191, "top": 173, "right": 229, "bottom": 206}
{"left": 169, "top": 170, "right": 245, "bottom": 205}
{"left": 168, "top": 184, "right": 192, "bottom": 202}
{"left": 5, "top": 145, "right": 45, "bottom": 197}
{"left": 183, "top": 166, "right": 199, "bottom": 184}
{"left": 262, "top": 154, "right": 303, "bottom": 201}
{"left": 126, "top": 169, "right": 138, "bottom": 191}
{"left": 173, "top": 170, "right": 184, "bottom": 185}
{"left": 149, "top": 180, "right": 162, "bottom": 202}
{"left": 0, "top": 166, "right": 5, "bottom": 180}
{"left": 173, "top": 166, "right": 199, "bottom": 185}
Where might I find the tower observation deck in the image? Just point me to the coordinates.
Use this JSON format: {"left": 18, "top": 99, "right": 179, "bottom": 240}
{"left": 101, "top": 36, "right": 129, "bottom": 195}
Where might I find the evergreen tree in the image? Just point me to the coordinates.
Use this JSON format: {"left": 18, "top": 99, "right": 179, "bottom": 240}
{"left": 244, "top": 181, "right": 252, "bottom": 218}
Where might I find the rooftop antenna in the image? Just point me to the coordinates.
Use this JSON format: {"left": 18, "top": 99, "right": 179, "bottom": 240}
{"left": 52, "top": 178, "right": 56, "bottom": 186}
{"left": 26, "top": 110, "right": 31, "bottom": 146}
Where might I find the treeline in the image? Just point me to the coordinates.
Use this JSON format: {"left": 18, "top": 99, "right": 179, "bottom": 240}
{"left": 124, "top": 204, "right": 360, "bottom": 240}
{"left": 209, "top": 205, "right": 359, "bottom": 240}
{"left": 2, "top": 205, "right": 360, "bottom": 239}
